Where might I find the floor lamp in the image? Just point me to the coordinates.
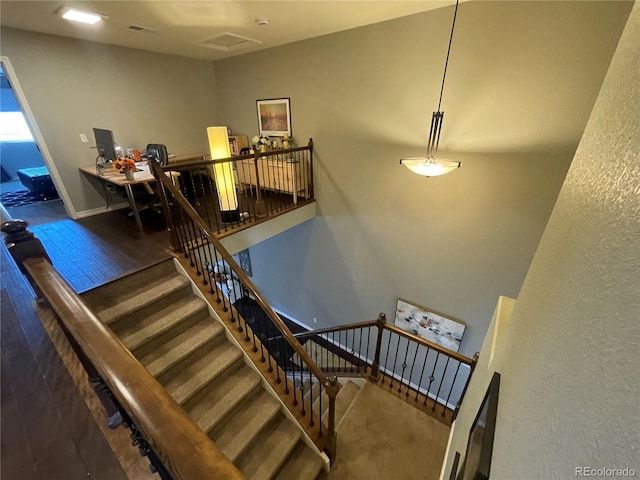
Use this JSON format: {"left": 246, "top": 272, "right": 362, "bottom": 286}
{"left": 207, "top": 126, "right": 239, "bottom": 223}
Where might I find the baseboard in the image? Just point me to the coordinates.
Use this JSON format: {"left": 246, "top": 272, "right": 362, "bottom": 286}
{"left": 270, "top": 306, "right": 315, "bottom": 332}
{"left": 73, "top": 202, "right": 129, "bottom": 219}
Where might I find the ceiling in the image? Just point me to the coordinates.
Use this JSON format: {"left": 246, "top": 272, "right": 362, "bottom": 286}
{"left": 0, "top": 1, "right": 456, "bottom": 61}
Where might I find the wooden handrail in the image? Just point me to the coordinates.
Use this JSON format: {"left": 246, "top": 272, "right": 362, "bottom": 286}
{"left": 160, "top": 141, "right": 314, "bottom": 172}
{"left": 150, "top": 160, "right": 339, "bottom": 398}
{"left": 286, "top": 317, "right": 474, "bottom": 367}
{"left": 290, "top": 319, "right": 379, "bottom": 340}
{"left": 383, "top": 323, "right": 474, "bottom": 365}
{"left": 23, "top": 256, "right": 244, "bottom": 480}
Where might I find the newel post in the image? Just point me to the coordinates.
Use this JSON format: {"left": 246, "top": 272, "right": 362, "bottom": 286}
{"left": 1, "top": 219, "right": 51, "bottom": 302}
{"left": 368, "top": 312, "right": 387, "bottom": 382}
{"left": 149, "top": 159, "right": 180, "bottom": 252}
{"left": 325, "top": 376, "right": 339, "bottom": 464}
{"left": 253, "top": 151, "right": 266, "bottom": 217}
{"left": 308, "top": 138, "right": 315, "bottom": 200}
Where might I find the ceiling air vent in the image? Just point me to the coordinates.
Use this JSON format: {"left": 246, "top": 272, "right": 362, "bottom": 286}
{"left": 128, "top": 24, "right": 157, "bottom": 34}
{"left": 198, "top": 33, "right": 262, "bottom": 51}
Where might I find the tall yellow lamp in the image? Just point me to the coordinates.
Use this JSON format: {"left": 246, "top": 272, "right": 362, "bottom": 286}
{"left": 207, "top": 126, "right": 239, "bottom": 222}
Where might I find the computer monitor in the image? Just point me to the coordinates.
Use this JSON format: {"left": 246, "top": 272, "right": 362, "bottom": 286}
{"left": 93, "top": 128, "right": 117, "bottom": 161}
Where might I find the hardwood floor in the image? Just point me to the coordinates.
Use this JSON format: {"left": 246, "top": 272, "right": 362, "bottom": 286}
{"left": 1, "top": 210, "right": 172, "bottom": 479}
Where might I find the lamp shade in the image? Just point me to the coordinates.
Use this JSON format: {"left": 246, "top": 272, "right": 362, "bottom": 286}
{"left": 207, "top": 127, "right": 231, "bottom": 160}
{"left": 207, "top": 126, "right": 238, "bottom": 215}
{"left": 400, "top": 157, "right": 461, "bottom": 177}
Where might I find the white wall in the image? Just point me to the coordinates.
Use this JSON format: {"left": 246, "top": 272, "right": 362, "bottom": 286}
{"left": 213, "top": 1, "right": 631, "bottom": 355}
{"left": 443, "top": 2, "right": 639, "bottom": 478}
{"left": 0, "top": 27, "right": 221, "bottom": 216}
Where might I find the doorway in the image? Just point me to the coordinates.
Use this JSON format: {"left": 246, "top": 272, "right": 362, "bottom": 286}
{"left": 0, "top": 59, "right": 69, "bottom": 226}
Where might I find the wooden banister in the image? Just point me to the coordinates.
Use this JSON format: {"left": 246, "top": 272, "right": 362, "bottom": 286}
{"left": 159, "top": 143, "right": 313, "bottom": 171}
{"left": 288, "top": 315, "right": 474, "bottom": 367}
{"left": 383, "top": 323, "right": 474, "bottom": 365}
{"left": 23, "top": 256, "right": 243, "bottom": 480}
{"left": 150, "top": 160, "right": 339, "bottom": 398}
{"left": 291, "top": 319, "right": 379, "bottom": 340}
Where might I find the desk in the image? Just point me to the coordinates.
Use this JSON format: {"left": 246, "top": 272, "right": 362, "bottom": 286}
{"left": 80, "top": 163, "right": 178, "bottom": 231}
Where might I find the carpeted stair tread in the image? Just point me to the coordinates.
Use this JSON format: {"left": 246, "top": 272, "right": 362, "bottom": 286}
{"left": 85, "top": 260, "right": 327, "bottom": 478}
{"left": 81, "top": 259, "right": 178, "bottom": 308}
{"left": 96, "top": 275, "right": 192, "bottom": 325}
{"left": 236, "top": 415, "right": 302, "bottom": 480}
{"left": 186, "top": 365, "right": 261, "bottom": 435}
{"left": 333, "top": 380, "right": 362, "bottom": 427}
{"left": 274, "top": 441, "right": 325, "bottom": 480}
{"left": 138, "top": 319, "right": 225, "bottom": 378}
{"left": 211, "top": 390, "right": 282, "bottom": 463}
{"left": 117, "top": 296, "right": 209, "bottom": 351}
{"left": 312, "top": 380, "right": 362, "bottom": 429}
{"left": 162, "top": 341, "right": 242, "bottom": 405}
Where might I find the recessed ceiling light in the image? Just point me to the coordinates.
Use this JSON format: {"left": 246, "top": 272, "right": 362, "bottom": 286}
{"left": 254, "top": 18, "right": 269, "bottom": 26}
{"left": 56, "top": 6, "right": 107, "bottom": 25}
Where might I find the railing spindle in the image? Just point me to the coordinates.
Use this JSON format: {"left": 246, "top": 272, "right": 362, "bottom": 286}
{"left": 424, "top": 352, "right": 441, "bottom": 407}
{"left": 406, "top": 343, "right": 419, "bottom": 397}
{"left": 443, "top": 362, "right": 462, "bottom": 417}
{"left": 398, "top": 338, "right": 411, "bottom": 393}
{"left": 416, "top": 347, "right": 431, "bottom": 402}
{"left": 433, "top": 356, "right": 451, "bottom": 412}
{"left": 389, "top": 335, "right": 402, "bottom": 389}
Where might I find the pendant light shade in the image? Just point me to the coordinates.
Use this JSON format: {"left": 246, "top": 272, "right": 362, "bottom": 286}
{"left": 401, "top": 0, "right": 461, "bottom": 178}
{"left": 400, "top": 157, "right": 460, "bottom": 177}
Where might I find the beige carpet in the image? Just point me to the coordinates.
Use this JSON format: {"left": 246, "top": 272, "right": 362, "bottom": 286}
{"left": 328, "top": 382, "right": 450, "bottom": 480}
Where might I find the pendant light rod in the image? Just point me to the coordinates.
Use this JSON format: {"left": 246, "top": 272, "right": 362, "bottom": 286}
{"left": 399, "top": 0, "right": 462, "bottom": 177}
{"left": 437, "top": 0, "right": 460, "bottom": 112}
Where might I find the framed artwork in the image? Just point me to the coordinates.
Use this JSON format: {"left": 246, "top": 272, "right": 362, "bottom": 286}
{"left": 394, "top": 298, "right": 465, "bottom": 352}
{"left": 458, "top": 372, "right": 501, "bottom": 480}
{"left": 256, "top": 98, "right": 292, "bottom": 137}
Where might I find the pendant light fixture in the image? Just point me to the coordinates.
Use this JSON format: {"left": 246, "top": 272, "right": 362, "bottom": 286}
{"left": 401, "top": 0, "right": 461, "bottom": 177}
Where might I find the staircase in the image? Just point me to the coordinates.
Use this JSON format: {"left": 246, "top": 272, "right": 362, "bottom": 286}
{"left": 298, "top": 377, "right": 362, "bottom": 431}
{"left": 81, "top": 259, "right": 327, "bottom": 480}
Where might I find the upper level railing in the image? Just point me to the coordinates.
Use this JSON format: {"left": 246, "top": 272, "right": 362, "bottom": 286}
{"left": 1, "top": 220, "right": 243, "bottom": 480}
{"left": 150, "top": 158, "right": 340, "bottom": 461}
{"left": 159, "top": 139, "right": 314, "bottom": 237}
{"left": 283, "top": 313, "right": 477, "bottom": 425}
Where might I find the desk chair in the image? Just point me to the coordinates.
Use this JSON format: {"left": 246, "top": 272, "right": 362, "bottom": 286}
{"left": 123, "top": 144, "right": 169, "bottom": 217}
{"left": 140, "top": 144, "right": 185, "bottom": 213}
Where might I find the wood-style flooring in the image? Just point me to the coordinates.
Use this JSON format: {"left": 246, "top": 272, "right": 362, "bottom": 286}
{"left": 1, "top": 210, "right": 172, "bottom": 479}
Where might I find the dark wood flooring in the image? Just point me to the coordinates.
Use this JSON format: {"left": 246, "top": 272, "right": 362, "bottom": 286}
{"left": 1, "top": 210, "right": 172, "bottom": 479}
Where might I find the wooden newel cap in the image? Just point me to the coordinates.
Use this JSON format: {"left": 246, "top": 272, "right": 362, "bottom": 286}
{"left": 1, "top": 219, "right": 32, "bottom": 242}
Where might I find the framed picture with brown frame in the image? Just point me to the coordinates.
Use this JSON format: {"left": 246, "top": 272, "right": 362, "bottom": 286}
{"left": 256, "top": 98, "right": 292, "bottom": 137}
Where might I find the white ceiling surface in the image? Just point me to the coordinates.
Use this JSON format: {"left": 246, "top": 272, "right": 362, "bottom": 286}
{"left": 0, "top": 1, "right": 456, "bottom": 61}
